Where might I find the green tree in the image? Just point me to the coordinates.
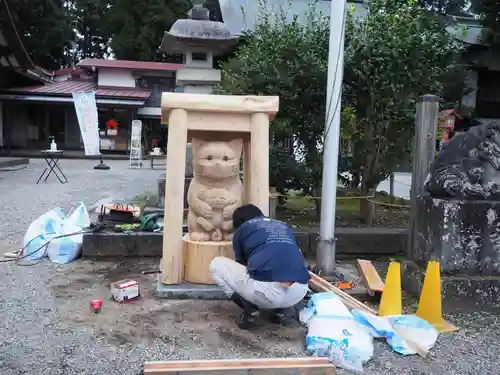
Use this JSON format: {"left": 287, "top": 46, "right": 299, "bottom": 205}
{"left": 217, "top": 3, "right": 330, "bottom": 210}
{"left": 9, "top": 0, "right": 74, "bottom": 69}
{"left": 342, "top": 0, "right": 466, "bottom": 201}
{"left": 218, "top": 0, "right": 465, "bottom": 218}
{"left": 70, "top": 0, "right": 112, "bottom": 60}
{"left": 107, "top": 0, "right": 190, "bottom": 60}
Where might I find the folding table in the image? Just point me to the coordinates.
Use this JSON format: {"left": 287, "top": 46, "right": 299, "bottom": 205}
{"left": 36, "top": 150, "right": 68, "bottom": 184}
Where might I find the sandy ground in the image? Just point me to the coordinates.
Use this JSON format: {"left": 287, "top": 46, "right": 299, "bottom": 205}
{"left": 0, "top": 159, "right": 499, "bottom": 374}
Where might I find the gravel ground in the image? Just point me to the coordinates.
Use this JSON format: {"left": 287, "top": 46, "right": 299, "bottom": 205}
{"left": 0, "top": 159, "right": 499, "bottom": 375}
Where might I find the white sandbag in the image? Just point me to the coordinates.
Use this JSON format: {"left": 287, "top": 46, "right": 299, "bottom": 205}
{"left": 22, "top": 208, "right": 65, "bottom": 260}
{"left": 47, "top": 202, "right": 90, "bottom": 264}
{"left": 300, "top": 292, "right": 373, "bottom": 373}
{"left": 352, "top": 310, "right": 439, "bottom": 355}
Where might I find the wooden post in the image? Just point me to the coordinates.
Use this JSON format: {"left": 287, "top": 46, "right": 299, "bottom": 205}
{"left": 389, "top": 172, "right": 395, "bottom": 204}
{"left": 269, "top": 186, "right": 278, "bottom": 219}
{"left": 250, "top": 113, "right": 269, "bottom": 215}
{"left": 243, "top": 140, "right": 251, "bottom": 204}
{"left": 162, "top": 108, "right": 188, "bottom": 285}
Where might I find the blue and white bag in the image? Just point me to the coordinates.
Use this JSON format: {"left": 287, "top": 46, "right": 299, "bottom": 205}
{"left": 352, "top": 310, "right": 439, "bottom": 355}
{"left": 22, "top": 202, "right": 90, "bottom": 264}
{"left": 47, "top": 202, "right": 90, "bottom": 264}
{"left": 299, "top": 292, "right": 373, "bottom": 373}
{"left": 22, "top": 208, "right": 65, "bottom": 260}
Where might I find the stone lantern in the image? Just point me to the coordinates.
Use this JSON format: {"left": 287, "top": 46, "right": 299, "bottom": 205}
{"left": 159, "top": 0, "right": 239, "bottom": 94}
{"left": 156, "top": 0, "right": 239, "bottom": 209}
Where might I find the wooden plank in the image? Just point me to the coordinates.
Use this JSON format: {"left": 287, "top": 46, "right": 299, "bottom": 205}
{"left": 144, "top": 358, "right": 335, "bottom": 374}
{"left": 357, "top": 259, "right": 384, "bottom": 296}
{"left": 145, "top": 357, "right": 330, "bottom": 369}
{"left": 161, "top": 108, "right": 188, "bottom": 284}
{"left": 162, "top": 93, "right": 280, "bottom": 116}
{"left": 308, "top": 271, "right": 378, "bottom": 316}
{"left": 145, "top": 366, "right": 332, "bottom": 374}
{"left": 250, "top": 112, "right": 270, "bottom": 216}
{"left": 187, "top": 111, "right": 251, "bottom": 132}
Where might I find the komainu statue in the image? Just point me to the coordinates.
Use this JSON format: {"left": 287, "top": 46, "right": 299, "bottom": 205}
{"left": 187, "top": 138, "right": 243, "bottom": 242}
{"left": 425, "top": 122, "right": 500, "bottom": 199}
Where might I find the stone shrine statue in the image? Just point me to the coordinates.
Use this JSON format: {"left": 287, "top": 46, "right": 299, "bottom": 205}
{"left": 187, "top": 138, "right": 243, "bottom": 242}
{"left": 425, "top": 121, "right": 500, "bottom": 200}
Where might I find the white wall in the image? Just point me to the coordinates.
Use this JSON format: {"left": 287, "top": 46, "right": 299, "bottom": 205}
{"left": 461, "top": 70, "right": 477, "bottom": 109}
{"left": 98, "top": 69, "right": 135, "bottom": 87}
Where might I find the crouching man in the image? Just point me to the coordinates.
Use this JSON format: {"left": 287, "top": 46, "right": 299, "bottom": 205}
{"left": 210, "top": 204, "right": 309, "bottom": 329}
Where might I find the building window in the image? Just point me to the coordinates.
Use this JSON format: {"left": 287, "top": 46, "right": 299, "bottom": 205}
{"left": 136, "top": 77, "right": 176, "bottom": 107}
{"left": 161, "top": 52, "right": 183, "bottom": 64}
{"left": 192, "top": 52, "right": 207, "bottom": 62}
{"left": 476, "top": 70, "right": 500, "bottom": 118}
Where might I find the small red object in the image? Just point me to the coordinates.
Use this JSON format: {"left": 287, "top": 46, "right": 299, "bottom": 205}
{"left": 91, "top": 299, "right": 102, "bottom": 313}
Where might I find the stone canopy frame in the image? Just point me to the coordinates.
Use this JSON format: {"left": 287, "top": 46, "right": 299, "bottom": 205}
{"left": 161, "top": 92, "right": 280, "bottom": 285}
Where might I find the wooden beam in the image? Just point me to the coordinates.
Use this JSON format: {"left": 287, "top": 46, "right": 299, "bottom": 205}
{"left": 309, "top": 271, "right": 378, "bottom": 316}
{"left": 161, "top": 108, "right": 188, "bottom": 284}
{"left": 243, "top": 140, "right": 251, "bottom": 204}
{"left": 357, "top": 259, "right": 384, "bottom": 296}
{"left": 250, "top": 112, "right": 270, "bottom": 215}
{"left": 144, "top": 358, "right": 335, "bottom": 374}
{"left": 162, "top": 93, "right": 279, "bottom": 116}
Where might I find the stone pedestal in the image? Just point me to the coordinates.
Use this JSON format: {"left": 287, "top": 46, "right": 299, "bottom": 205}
{"left": 414, "top": 197, "right": 500, "bottom": 275}
{"left": 407, "top": 196, "right": 500, "bottom": 311}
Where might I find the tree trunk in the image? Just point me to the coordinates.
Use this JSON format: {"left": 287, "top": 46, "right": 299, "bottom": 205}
{"left": 359, "top": 185, "right": 375, "bottom": 226}
{"left": 311, "top": 185, "right": 322, "bottom": 221}
{"left": 359, "top": 114, "right": 377, "bottom": 223}
{"left": 351, "top": 171, "right": 361, "bottom": 188}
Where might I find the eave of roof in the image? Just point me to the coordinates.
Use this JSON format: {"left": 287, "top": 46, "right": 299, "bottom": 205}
{"left": 2, "top": 79, "right": 153, "bottom": 100}
{"left": 77, "top": 58, "right": 183, "bottom": 72}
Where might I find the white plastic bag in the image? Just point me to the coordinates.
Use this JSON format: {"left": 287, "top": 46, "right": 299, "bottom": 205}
{"left": 300, "top": 292, "right": 373, "bottom": 373}
{"left": 22, "top": 208, "right": 65, "bottom": 260}
{"left": 352, "top": 310, "right": 439, "bottom": 355}
{"left": 47, "top": 202, "right": 90, "bottom": 264}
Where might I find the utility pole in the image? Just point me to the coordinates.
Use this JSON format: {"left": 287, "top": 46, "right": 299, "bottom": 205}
{"left": 316, "top": 0, "right": 348, "bottom": 277}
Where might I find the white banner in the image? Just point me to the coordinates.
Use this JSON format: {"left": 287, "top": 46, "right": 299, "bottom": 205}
{"left": 72, "top": 92, "right": 101, "bottom": 156}
{"left": 129, "top": 120, "right": 143, "bottom": 168}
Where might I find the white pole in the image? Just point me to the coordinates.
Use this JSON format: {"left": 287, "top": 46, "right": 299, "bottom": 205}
{"left": 316, "top": 0, "right": 347, "bottom": 276}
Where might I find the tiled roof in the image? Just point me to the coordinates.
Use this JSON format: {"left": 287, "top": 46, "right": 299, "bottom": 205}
{"left": 77, "top": 58, "right": 183, "bottom": 72}
{"left": 5, "top": 80, "right": 152, "bottom": 99}
{"left": 53, "top": 67, "right": 86, "bottom": 76}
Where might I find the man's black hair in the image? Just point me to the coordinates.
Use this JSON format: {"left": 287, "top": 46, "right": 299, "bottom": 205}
{"left": 232, "top": 204, "right": 264, "bottom": 229}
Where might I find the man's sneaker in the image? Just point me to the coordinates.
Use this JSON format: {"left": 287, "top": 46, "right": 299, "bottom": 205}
{"left": 237, "top": 310, "right": 260, "bottom": 330}
{"left": 269, "top": 308, "right": 299, "bottom": 327}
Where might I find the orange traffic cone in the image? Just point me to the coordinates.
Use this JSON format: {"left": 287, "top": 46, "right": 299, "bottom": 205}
{"left": 378, "top": 262, "right": 402, "bottom": 316}
{"left": 416, "top": 261, "right": 459, "bottom": 333}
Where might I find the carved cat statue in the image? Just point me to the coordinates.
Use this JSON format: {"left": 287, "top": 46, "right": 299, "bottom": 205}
{"left": 187, "top": 138, "right": 243, "bottom": 242}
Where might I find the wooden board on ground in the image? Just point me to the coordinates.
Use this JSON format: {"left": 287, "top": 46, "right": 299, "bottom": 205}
{"left": 308, "top": 271, "right": 378, "bottom": 316}
{"left": 144, "top": 357, "right": 335, "bottom": 374}
{"left": 357, "top": 259, "right": 384, "bottom": 296}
